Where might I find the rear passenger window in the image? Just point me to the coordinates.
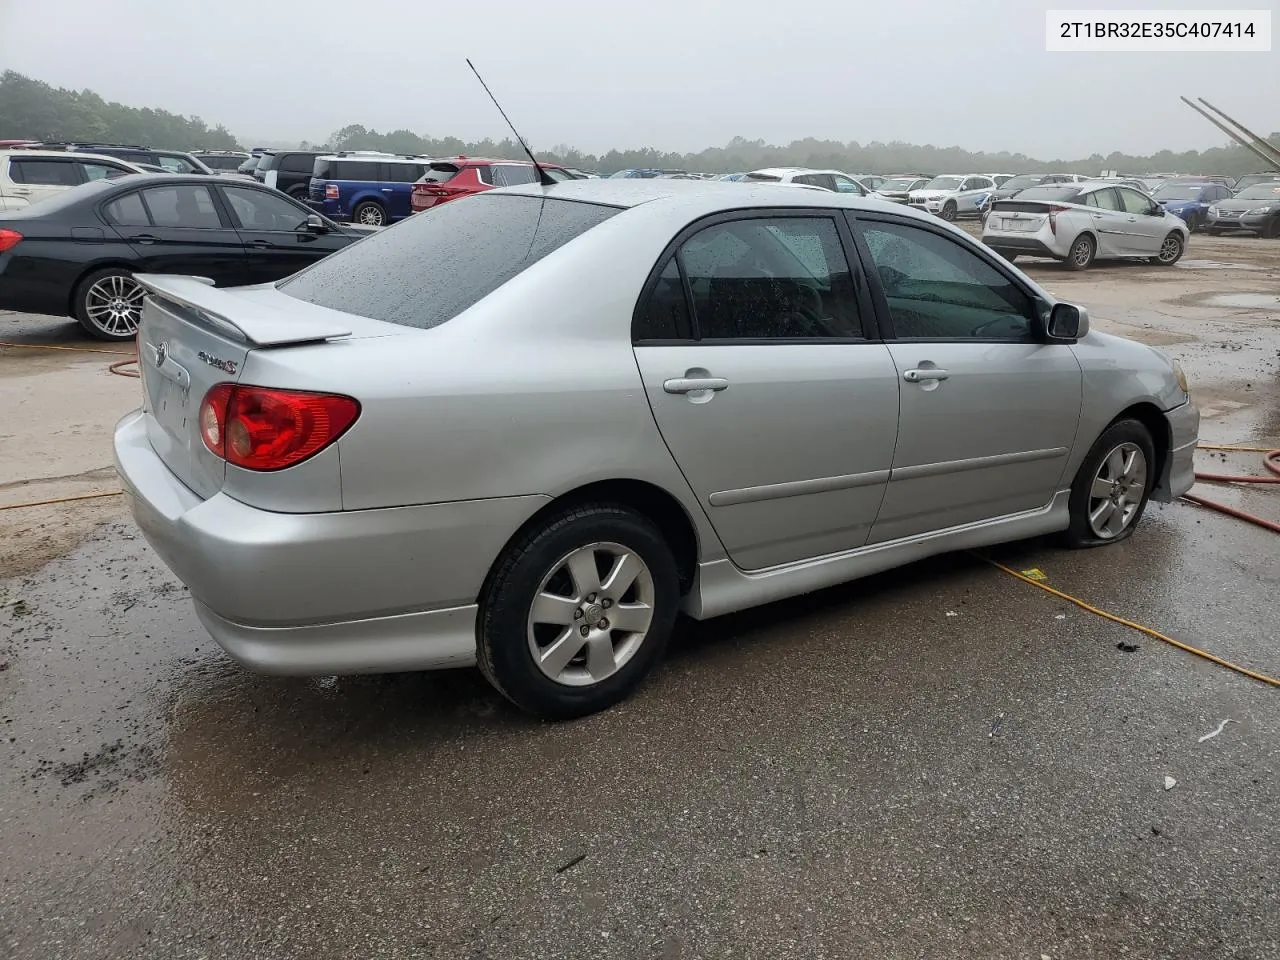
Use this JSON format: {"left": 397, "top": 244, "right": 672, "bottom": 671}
{"left": 10, "top": 159, "right": 81, "bottom": 186}
{"left": 678, "top": 217, "right": 863, "bottom": 340}
{"left": 140, "top": 185, "right": 221, "bottom": 228}
{"left": 634, "top": 259, "right": 690, "bottom": 341}
{"left": 104, "top": 192, "right": 151, "bottom": 226}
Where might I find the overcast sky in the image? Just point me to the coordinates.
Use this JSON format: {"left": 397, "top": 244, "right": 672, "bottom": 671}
{"left": 1, "top": 0, "right": 1275, "bottom": 158}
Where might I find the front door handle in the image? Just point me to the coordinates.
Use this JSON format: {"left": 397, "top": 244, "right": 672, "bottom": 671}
{"left": 903, "top": 368, "right": 950, "bottom": 383}
{"left": 381, "top": 188, "right": 394, "bottom": 192}
{"left": 664, "top": 377, "right": 728, "bottom": 394}
{"left": 247, "top": 239, "right": 274, "bottom": 248}
{"left": 133, "top": 234, "right": 158, "bottom": 244}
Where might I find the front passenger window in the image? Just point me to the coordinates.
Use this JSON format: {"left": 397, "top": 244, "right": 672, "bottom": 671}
{"left": 860, "top": 221, "right": 1034, "bottom": 341}
{"left": 222, "top": 186, "right": 308, "bottom": 231}
{"left": 1119, "top": 188, "right": 1155, "bottom": 215}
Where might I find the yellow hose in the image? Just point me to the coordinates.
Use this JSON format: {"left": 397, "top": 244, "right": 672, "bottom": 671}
{"left": 978, "top": 556, "right": 1278, "bottom": 688}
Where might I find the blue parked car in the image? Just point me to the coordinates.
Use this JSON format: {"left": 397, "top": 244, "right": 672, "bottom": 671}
{"left": 308, "top": 152, "right": 432, "bottom": 226}
{"left": 1150, "top": 180, "right": 1233, "bottom": 233}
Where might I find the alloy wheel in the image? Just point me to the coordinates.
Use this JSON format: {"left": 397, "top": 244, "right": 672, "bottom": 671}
{"left": 84, "top": 274, "right": 145, "bottom": 337}
{"left": 526, "top": 541, "right": 655, "bottom": 687}
{"left": 1157, "top": 235, "right": 1182, "bottom": 263}
{"left": 1087, "top": 442, "right": 1147, "bottom": 539}
{"left": 1072, "top": 238, "right": 1092, "bottom": 267}
{"left": 358, "top": 205, "right": 385, "bottom": 226}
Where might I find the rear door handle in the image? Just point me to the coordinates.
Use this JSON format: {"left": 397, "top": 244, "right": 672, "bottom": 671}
{"left": 664, "top": 377, "right": 728, "bottom": 394}
{"left": 247, "top": 239, "right": 274, "bottom": 248}
{"left": 903, "top": 368, "right": 949, "bottom": 383}
{"left": 133, "top": 234, "right": 158, "bottom": 244}
{"left": 381, "top": 188, "right": 394, "bottom": 192}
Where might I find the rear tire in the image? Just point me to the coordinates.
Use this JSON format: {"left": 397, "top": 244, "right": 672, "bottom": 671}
{"left": 1204, "top": 228, "right": 1223, "bottom": 236}
{"left": 352, "top": 201, "right": 387, "bottom": 227}
{"left": 1063, "top": 419, "right": 1155, "bottom": 549}
{"left": 478, "top": 503, "right": 680, "bottom": 720}
{"left": 1064, "top": 233, "right": 1095, "bottom": 271}
{"left": 73, "top": 267, "right": 144, "bottom": 341}
{"left": 1262, "top": 216, "right": 1280, "bottom": 240}
{"left": 1152, "top": 232, "right": 1184, "bottom": 266}
{"left": 995, "top": 250, "right": 1019, "bottom": 262}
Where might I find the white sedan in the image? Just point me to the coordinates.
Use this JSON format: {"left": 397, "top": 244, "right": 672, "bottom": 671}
{"left": 983, "top": 181, "right": 1189, "bottom": 270}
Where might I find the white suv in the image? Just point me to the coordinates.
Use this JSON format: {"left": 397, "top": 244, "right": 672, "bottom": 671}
{"left": 743, "top": 167, "right": 868, "bottom": 195}
{"left": 908, "top": 174, "right": 997, "bottom": 221}
{"left": 0, "top": 150, "right": 148, "bottom": 210}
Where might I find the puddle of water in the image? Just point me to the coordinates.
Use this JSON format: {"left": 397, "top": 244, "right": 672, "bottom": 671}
{"left": 1175, "top": 259, "right": 1261, "bottom": 271}
{"left": 1201, "top": 293, "right": 1280, "bottom": 309}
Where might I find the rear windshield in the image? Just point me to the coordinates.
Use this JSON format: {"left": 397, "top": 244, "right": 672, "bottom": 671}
{"left": 237, "top": 157, "right": 260, "bottom": 174}
{"left": 418, "top": 163, "right": 460, "bottom": 183}
{"left": 255, "top": 153, "right": 278, "bottom": 172}
{"left": 197, "top": 155, "right": 247, "bottom": 170}
{"left": 1010, "top": 185, "right": 1082, "bottom": 202}
{"left": 999, "top": 175, "right": 1043, "bottom": 191}
{"left": 278, "top": 195, "right": 620, "bottom": 329}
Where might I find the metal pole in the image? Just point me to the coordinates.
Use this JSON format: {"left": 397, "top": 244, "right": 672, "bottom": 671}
{"left": 1197, "top": 98, "right": 1280, "bottom": 167}
{"left": 1179, "top": 97, "right": 1280, "bottom": 172}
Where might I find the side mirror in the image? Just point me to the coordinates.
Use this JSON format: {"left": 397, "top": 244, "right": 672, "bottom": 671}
{"left": 1048, "top": 302, "right": 1088, "bottom": 341}
{"left": 303, "top": 213, "right": 329, "bottom": 234}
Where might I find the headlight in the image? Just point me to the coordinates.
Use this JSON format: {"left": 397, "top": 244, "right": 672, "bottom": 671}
{"left": 1207, "top": 206, "right": 1219, "bottom": 216}
{"left": 1172, "top": 361, "right": 1188, "bottom": 395}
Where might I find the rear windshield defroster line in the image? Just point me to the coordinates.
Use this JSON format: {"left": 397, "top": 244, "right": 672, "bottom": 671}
{"left": 278, "top": 195, "right": 620, "bottom": 330}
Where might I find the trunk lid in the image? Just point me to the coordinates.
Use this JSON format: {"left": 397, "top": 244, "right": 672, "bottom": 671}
{"left": 134, "top": 274, "right": 357, "bottom": 500}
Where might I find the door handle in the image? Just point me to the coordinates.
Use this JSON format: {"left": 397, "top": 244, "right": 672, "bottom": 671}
{"left": 1127, "top": 216, "right": 1138, "bottom": 222}
{"left": 1092, "top": 213, "right": 1104, "bottom": 219}
{"left": 247, "top": 239, "right": 274, "bottom": 248}
{"left": 11, "top": 187, "right": 31, "bottom": 195}
{"left": 664, "top": 377, "right": 728, "bottom": 394}
{"left": 133, "top": 234, "right": 158, "bottom": 244}
{"left": 381, "top": 188, "right": 394, "bottom": 192}
{"left": 903, "top": 368, "right": 950, "bottom": 383}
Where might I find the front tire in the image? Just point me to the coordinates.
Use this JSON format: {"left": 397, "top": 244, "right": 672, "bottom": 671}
{"left": 73, "top": 267, "right": 145, "bottom": 341}
{"left": 1262, "top": 216, "right": 1280, "bottom": 240}
{"left": 352, "top": 201, "right": 387, "bottom": 227}
{"left": 478, "top": 503, "right": 680, "bottom": 719}
{"left": 940, "top": 201, "right": 957, "bottom": 222}
{"left": 1152, "top": 232, "right": 1184, "bottom": 266}
{"left": 1064, "top": 233, "right": 1095, "bottom": 271}
{"left": 1063, "top": 419, "right": 1155, "bottom": 548}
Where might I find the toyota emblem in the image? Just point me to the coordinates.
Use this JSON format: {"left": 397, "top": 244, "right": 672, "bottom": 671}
{"left": 154, "top": 341, "right": 168, "bottom": 368}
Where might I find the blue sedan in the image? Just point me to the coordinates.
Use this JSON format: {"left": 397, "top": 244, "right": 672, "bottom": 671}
{"left": 1151, "top": 181, "right": 1233, "bottom": 232}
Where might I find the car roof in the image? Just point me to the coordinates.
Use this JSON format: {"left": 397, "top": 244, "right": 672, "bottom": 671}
{"left": 0, "top": 148, "right": 146, "bottom": 166}
{"left": 496, "top": 177, "right": 951, "bottom": 219}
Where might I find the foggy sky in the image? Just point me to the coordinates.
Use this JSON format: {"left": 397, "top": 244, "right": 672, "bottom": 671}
{"left": 1, "top": 0, "right": 1275, "bottom": 158}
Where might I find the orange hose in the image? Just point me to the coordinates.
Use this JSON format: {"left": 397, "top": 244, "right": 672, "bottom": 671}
{"left": 1182, "top": 444, "right": 1280, "bottom": 532}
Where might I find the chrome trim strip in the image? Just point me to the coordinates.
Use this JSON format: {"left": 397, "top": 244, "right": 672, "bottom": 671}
{"left": 709, "top": 469, "right": 891, "bottom": 507}
{"left": 891, "top": 446, "right": 1068, "bottom": 481}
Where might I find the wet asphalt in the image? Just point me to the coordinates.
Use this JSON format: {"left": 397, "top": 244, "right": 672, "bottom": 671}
{"left": 2, "top": 242, "right": 1279, "bottom": 959}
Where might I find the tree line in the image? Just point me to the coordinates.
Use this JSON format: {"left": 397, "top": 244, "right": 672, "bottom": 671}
{"left": 0, "top": 71, "right": 239, "bottom": 150}
{"left": 2, "top": 70, "right": 1274, "bottom": 178}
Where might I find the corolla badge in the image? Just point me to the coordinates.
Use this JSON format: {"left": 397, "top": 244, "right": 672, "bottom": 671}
{"left": 197, "top": 351, "right": 238, "bottom": 375}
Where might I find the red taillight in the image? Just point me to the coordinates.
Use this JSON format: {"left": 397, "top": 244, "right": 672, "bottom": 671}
{"left": 1047, "top": 204, "right": 1069, "bottom": 236}
{"left": 325, "top": 183, "right": 339, "bottom": 200}
{"left": 199, "top": 384, "right": 359, "bottom": 472}
{"left": 0, "top": 229, "right": 23, "bottom": 252}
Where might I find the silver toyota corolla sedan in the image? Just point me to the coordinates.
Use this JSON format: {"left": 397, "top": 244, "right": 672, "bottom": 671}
{"left": 113, "top": 179, "right": 1199, "bottom": 719}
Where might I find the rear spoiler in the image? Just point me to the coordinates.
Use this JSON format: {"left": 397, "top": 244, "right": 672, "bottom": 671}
{"left": 134, "top": 274, "right": 352, "bottom": 347}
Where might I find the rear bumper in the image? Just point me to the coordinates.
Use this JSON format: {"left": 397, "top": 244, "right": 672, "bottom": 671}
{"left": 113, "top": 410, "right": 550, "bottom": 674}
{"left": 1158, "top": 400, "right": 1200, "bottom": 501}
{"left": 983, "top": 236, "right": 1061, "bottom": 258}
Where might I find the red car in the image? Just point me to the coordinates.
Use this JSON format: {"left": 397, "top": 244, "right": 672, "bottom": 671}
{"left": 410, "top": 157, "right": 570, "bottom": 213}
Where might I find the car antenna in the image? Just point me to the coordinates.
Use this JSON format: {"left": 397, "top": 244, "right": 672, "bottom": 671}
{"left": 466, "top": 58, "right": 558, "bottom": 187}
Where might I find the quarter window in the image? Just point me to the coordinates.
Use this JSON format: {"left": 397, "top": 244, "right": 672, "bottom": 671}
{"left": 831, "top": 175, "right": 865, "bottom": 195}
{"left": 859, "top": 220, "right": 1034, "bottom": 341}
{"left": 678, "top": 217, "right": 863, "bottom": 340}
{"left": 634, "top": 259, "right": 690, "bottom": 341}
{"left": 139, "top": 184, "right": 221, "bottom": 228}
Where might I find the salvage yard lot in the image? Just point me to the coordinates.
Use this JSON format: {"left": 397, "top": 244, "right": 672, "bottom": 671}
{"left": 1, "top": 233, "right": 1278, "bottom": 959}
